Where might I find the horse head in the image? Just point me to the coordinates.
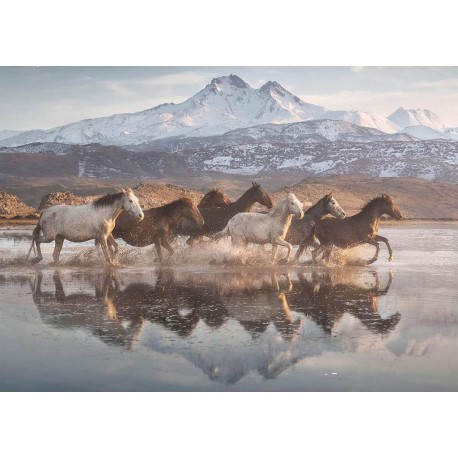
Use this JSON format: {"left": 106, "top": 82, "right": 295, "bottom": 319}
{"left": 250, "top": 182, "right": 273, "bottom": 209}
{"left": 199, "top": 188, "right": 232, "bottom": 208}
{"left": 381, "top": 194, "right": 403, "bottom": 220}
{"left": 285, "top": 193, "right": 304, "bottom": 219}
{"left": 180, "top": 197, "right": 204, "bottom": 228}
{"left": 122, "top": 188, "right": 144, "bottom": 221}
{"left": 325, "top": 192, "right": 346, "bottom": 218}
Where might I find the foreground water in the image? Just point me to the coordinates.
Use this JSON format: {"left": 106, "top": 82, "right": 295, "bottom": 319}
{"left": 0, "top": 222, "right": 457, "bottom": 391}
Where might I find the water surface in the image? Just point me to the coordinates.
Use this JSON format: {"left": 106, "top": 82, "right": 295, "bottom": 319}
{"left": 0, "top": 222, "right": 457, "bottom": 391}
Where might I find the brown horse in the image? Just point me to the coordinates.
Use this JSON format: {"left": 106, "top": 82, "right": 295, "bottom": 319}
{"left": 199, "top": 188, "right": 232, "bottom": 208}
{"left": 178, "top": 188, "right": 233, "bottom": 237}
{"left": 109, "top": 197, "right": 204, "bottom": 262}
{"left": 285, "top": 193, "right": 346, "bottom": 261}
{"left": 311, "top": 194, "right": 403, "bottom": 264}
{"left": 185, "top": 182, "right": 273, "bottom": 244}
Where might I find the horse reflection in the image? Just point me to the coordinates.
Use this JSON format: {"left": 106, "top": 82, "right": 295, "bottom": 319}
{"left": 290, "top": 270, "right": 401, "bottom": 335}
{"left": 214, "top": 273, "right": 302, "bottom": 341}
{"left": 30, "top": 272, "right": 143, "bottom": 349}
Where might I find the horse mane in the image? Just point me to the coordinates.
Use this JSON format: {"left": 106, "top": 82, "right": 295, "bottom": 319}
{"left": 157, "top": 197, "right": 194, "bottom": 214}
{"left": 271, "top": 197, "right": 287, "bottom": 217}
{"left": 200, "top": 189, "right": 227, "bottom": 206}
{"left": 304, "top": 195, "right": 326, "bottom": 216}
{"left": 360, "top": 195, "right": 393, "bottom": 212}
{"left": 92, "top": 192, "right": 124, "bottom": 208}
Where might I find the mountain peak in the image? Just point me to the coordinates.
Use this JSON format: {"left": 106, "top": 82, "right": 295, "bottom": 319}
{"left": 209, "top": 74, "right": 249, "bottom": 89}
{"left": 388, "top": 107, "right": 449, "bottom": 131}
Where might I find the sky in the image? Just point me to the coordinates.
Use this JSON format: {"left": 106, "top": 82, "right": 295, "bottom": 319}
{"left": 1, "top": 66, "right": 458, "bottom": 131}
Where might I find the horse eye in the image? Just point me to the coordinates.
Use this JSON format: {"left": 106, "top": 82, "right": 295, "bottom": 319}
{"left": 129, "top": 199, "right": 133, "bottom": 203}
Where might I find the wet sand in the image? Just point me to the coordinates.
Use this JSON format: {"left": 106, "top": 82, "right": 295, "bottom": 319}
{"left": 0, "top": 222, "right": 457, "bottom": 391}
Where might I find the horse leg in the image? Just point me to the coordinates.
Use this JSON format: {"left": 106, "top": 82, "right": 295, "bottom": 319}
{"left": 161, "top": 238, "right": 175, "bottom": 256}
{"left": 272, "top": 244, "right": 279, "bottom": 261}
{"left": 374, "top": 235, "right": 393, "bottom": 261}
{"left": 32, "top": 234, "right": 54, "bottom": 265}
{"left": 154, "top": 240, "right": 163, "bottom": 262}
{"left": 107, "top": 235, "right": 119, "bottom": 258}
{"left": 295, "top": 243, "right": 306, "bottom": 261}
{"left": 273, "top": 237, "right": 294, "bottom": 263}
{"left": 311, "top": 245, "right": 324, "bottom": 264}
{"left": 323, "top": 246, "right": 333, "bottom": 263}
{"left": 366, "top": 239, "right": 380, "bottom": 265}
{"left": 98, "top": 236, "right": 114, "bottom": 266}
{"left": 52, "top": 235, "right": 64, "bottom": 266}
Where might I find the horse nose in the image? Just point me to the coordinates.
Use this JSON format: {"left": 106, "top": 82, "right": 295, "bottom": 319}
{"left": 138, "top": 213, "right": 144, "bottom": 221}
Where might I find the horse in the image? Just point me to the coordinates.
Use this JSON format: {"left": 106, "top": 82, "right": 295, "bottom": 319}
{"left": 26, "top": 188, "right": 144, "bottom": 266}
{"left": 212, "top": 192, "right": 304, "bottom": 262}
{"left": 311, "top": 194, "right": 403, "bottom": 265}
{"left": 199, "top": 188, "right": 232, "bottom": 208}
{"left": 178, "top": 187, "right": 232, "bottom": 237}
{"left": 108, "top": 197, "right": 204, "bottom": 262}
{"left": 285, "top": 193, "right": 346, "bottom": 261}
{"left": 184, "top": 182, "right": 273, "bottom": 244}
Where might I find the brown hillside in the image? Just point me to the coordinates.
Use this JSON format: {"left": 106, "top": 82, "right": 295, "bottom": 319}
{"left": 272, "top": 175, "right": 458, "bottom": 219}
{"left": 0, "top": 191, "right": 37, "bottom": 218}
{"left": 38, "top": 191, "right": 92, "bottom": 211}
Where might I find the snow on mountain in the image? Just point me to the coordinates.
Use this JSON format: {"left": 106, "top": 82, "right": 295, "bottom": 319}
{"left": 398, "top": 125, "right": 450, "bottom": 140}
{"left": 388, "top": 107, "right": 450, "bottom": 131}
{"left": 0, "top": 75, "right": 328, "bottom": 147}
{"left": 0, "top": 130, "right": 23, "bottom": 141}
{"left": 444, "top": 127, "right": 458, "bottom": 141}
{"left": 324, "top": 110, "right": 400, "bottom": 133}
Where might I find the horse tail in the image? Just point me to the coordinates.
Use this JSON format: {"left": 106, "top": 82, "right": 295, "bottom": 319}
{"left": 210, "top": 225, "right": 230, "bottom": 241}
{"left": 25, "top": 217, "right": 42, "bottom": 261}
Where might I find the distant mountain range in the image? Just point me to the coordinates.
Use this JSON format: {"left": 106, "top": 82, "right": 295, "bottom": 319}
{"left": 1, "top": 75, "right": 457, "bottom": 146}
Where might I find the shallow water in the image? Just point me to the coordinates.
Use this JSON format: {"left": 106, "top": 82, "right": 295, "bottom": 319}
{"left": 0, "top": 222, "right": 457, "bottom": 391}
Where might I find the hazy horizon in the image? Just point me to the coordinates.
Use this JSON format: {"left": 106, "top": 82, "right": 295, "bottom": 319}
{"left": 1, "top": 66, "right": 458, "bottom": 131}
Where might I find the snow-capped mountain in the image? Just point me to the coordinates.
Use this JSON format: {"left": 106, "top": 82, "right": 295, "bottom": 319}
{"left": 398, "top": 125, "right": 450, "bottom": 140}
{"left": 0, "top": 75, "right": 327, "bottom": 147}
{"left": 2, "top": 75, "right": 456, "bottom": 147}
{"left": 388, "top": 107, "right": 450, "bottom": 131}
{"left": 0, "top": 130, "right": 22, "bottom": 141}
{"left": 323, "top": 110, "right": 400, "bottom": 133}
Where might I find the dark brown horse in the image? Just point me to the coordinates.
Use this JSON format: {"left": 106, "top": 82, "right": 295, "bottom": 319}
{"left": 178, "top": 188, "right": 232, "bottom": 236}
{"left": 284, "top": 193, "right": 346, "bottom": 261}
{"left": 311, "top": 194, "right": 403, "bottom": 264}
{"left": 199, "top": 188, "right": 232, "bottom": 208}
{"left": 109, "top": 197, "right": 204, "bottom": 262}
{"left": 185, "top": 182, "right": 273, "bottom": 244}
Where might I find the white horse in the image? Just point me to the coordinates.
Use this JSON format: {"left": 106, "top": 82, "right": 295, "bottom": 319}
{"left": 26, "top": 188, "right": 144, "bottom": 266}
{"left": 212, "top": 192, "right": 304, "bottom": 262}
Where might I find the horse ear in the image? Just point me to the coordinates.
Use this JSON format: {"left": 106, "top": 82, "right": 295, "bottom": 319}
{"left": 121, "top": 188, "right": 127, "bottom": 193}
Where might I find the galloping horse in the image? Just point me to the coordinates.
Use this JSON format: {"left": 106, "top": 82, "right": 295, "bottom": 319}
{"left": 178, "top": 188, "right": 232, "bottom": 237}
{"left": 199, "top": 188, "right": 232, "bottom": 208}
{"left": 286, "top": 193, "right": 346, "bottom": 261}
{"left": 108, "top": 197, "right": 204, "bottom": 262}
{"left": 26, "top": 188, "right": 144, "bottom": 266}
{"left": 185, "top": 182, "right": 273, "bottom": 244}
{"left": 311, "top": 194, "right": 403, "bottom": 264}
{"left": 212, "top": 192, "right": 304, "bottom": 262}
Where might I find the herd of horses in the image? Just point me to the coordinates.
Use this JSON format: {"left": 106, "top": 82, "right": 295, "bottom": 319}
{"left": 26, "top": 182, "right": 404, "bottom": 267}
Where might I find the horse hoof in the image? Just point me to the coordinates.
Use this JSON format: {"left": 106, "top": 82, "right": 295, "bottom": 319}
{"left": 389, "top": 256, "right": 393, "bottom": 262}
{"left": 31, "top": 257, "right": 42, "bottom": 265}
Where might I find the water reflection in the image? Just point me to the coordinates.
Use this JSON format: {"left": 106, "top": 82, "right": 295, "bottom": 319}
{"left": 290, "top": 271, "right": 401, "bottom": 335}
{"left": 27, "top": 268, "right": 402, "bottom": 384}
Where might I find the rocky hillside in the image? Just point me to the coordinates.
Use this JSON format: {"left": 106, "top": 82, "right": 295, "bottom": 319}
{"left": 0, "top": 191, "right": 37, "bottom": 218}
{"left": 38, "top": 191, "right": 92, "bottom": 211}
